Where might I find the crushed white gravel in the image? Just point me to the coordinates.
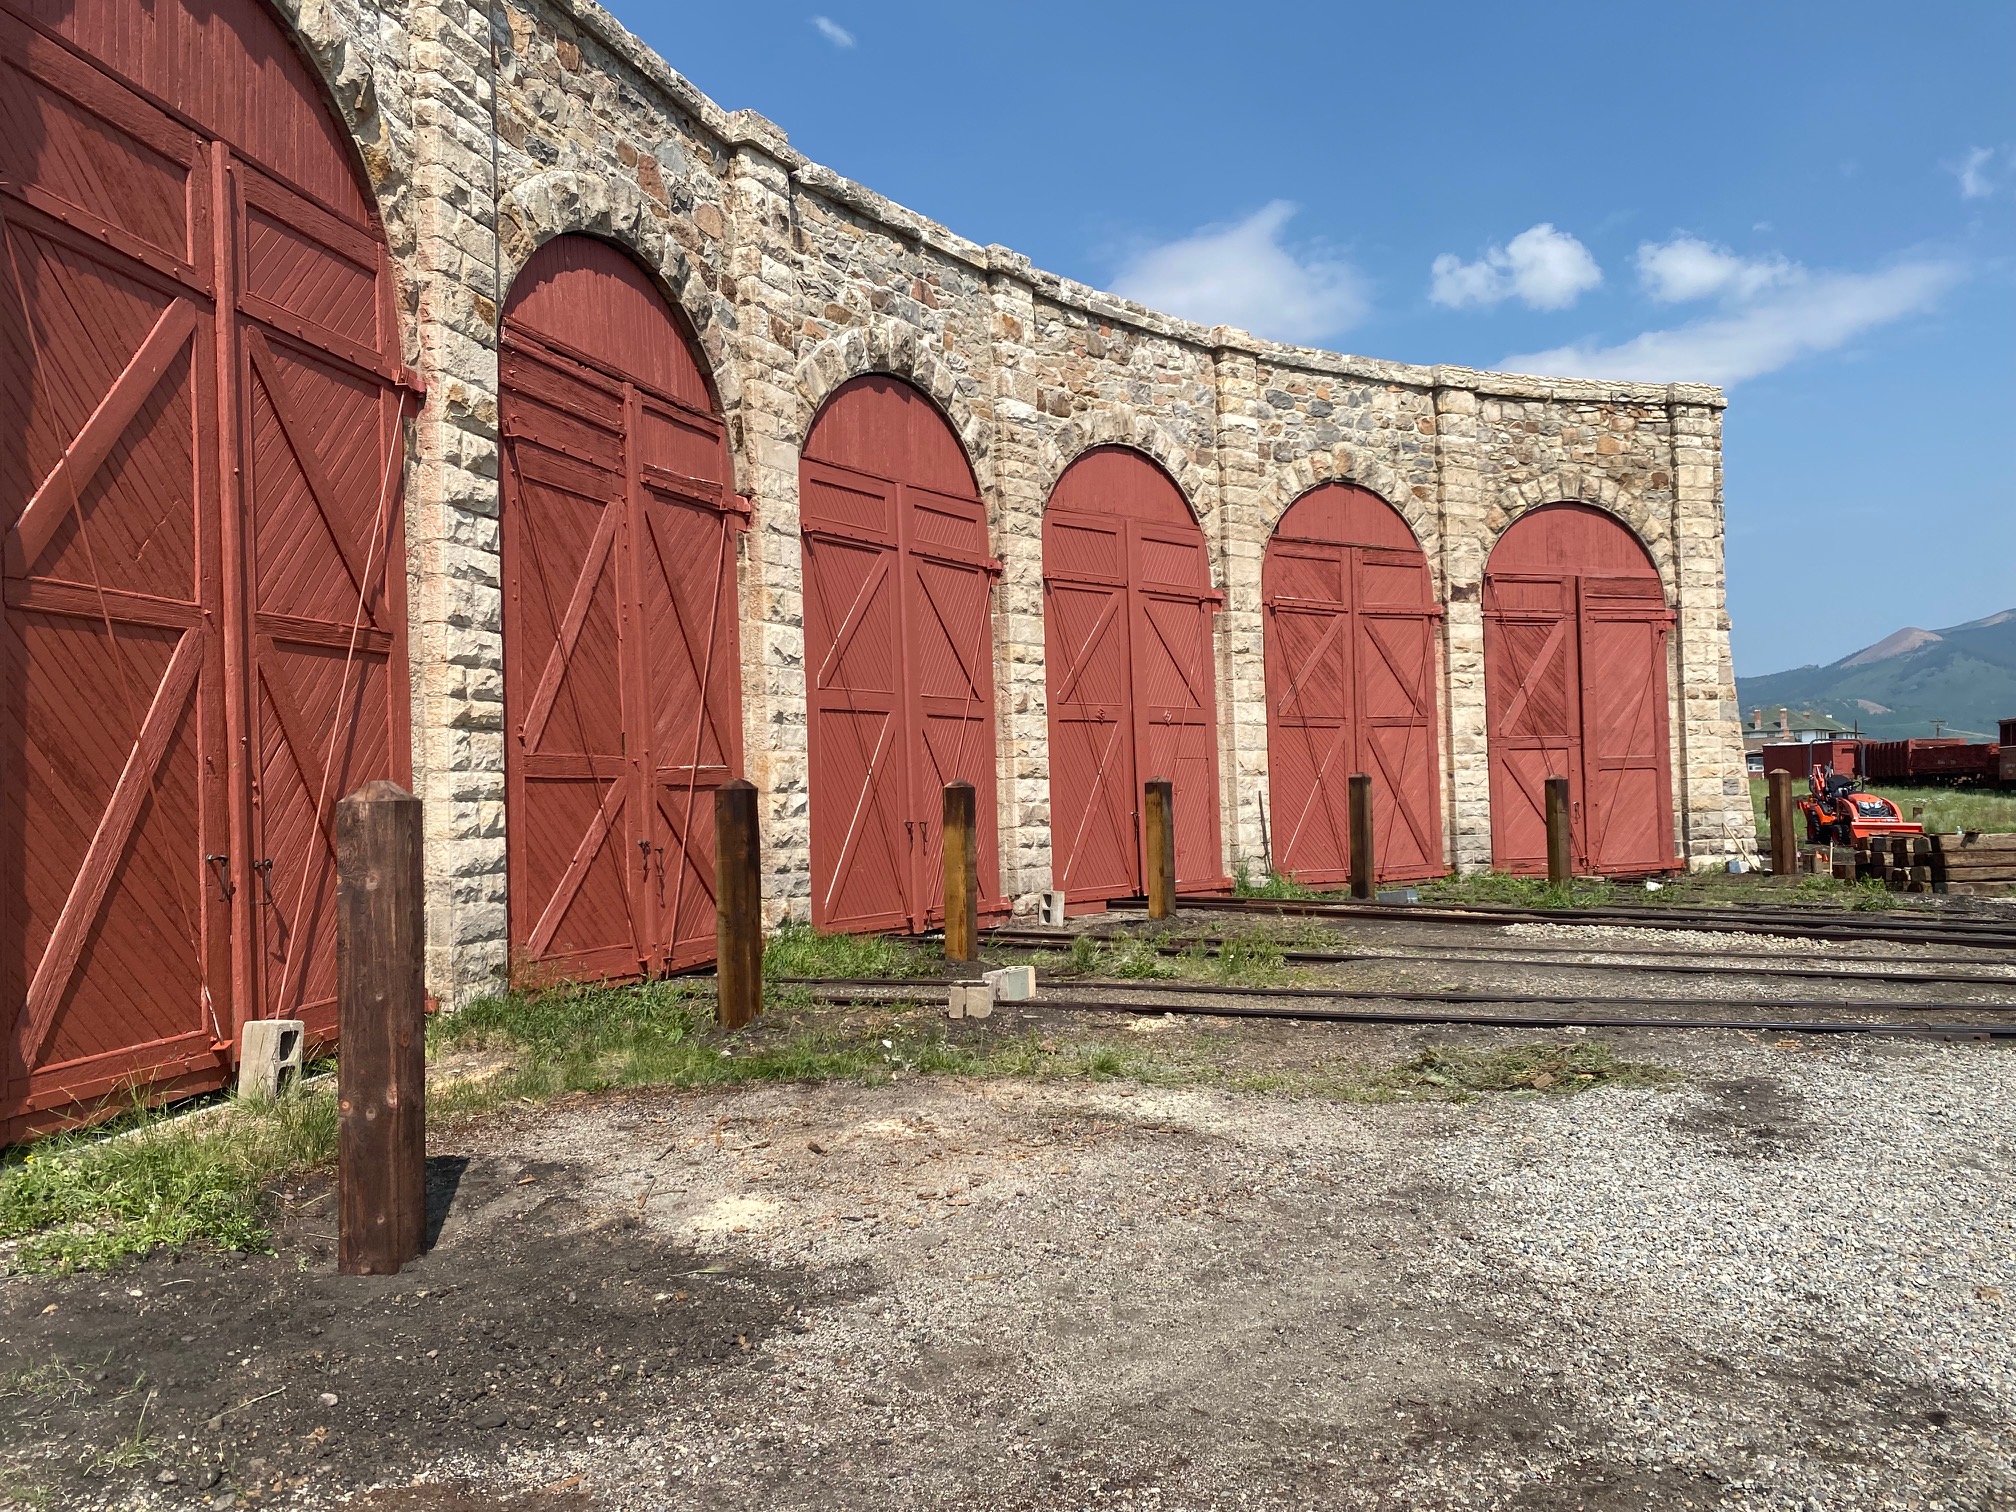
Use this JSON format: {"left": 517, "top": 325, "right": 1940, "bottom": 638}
{"left": 376, "top": 1032, "right": 2016, "bottom": 1510}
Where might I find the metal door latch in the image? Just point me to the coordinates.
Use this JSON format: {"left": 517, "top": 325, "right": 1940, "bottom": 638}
{"left": 253, "top": 857, "right": 275, "bottom": 904}
{"left": 205, "top": 853, "right": 233, "bottom": 901}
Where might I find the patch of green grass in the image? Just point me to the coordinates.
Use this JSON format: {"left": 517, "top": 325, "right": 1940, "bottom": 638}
{"left": 1231, "top": 864, "right": 1330, "bottom": 901}
{"left": 1415, "top": 870, "right": 1615, "bottom": 909}
{"left": 1038, "top": 934, "right": 1175, "bottom": 980}
{"left": 761, "top": 920, "right": 935, "bottom": 979}
{"left": 0, "top": 1092, "right": 337, "bottom": 1275}
{"left": 1033, "top": 930, "right": 1290, "bottom": 985}
{"left": 1791, "top": 874, "right": 1896, "bottom": 911}
{"left": 1183, "top": 929, "right": 1289, "bottom": 985}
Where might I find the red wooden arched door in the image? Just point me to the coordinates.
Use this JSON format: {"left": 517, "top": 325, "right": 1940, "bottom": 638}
{"left": 501, "top": 236, "right": 742, "bottom": 984}
{"left": 1484, "top": 504, "right": 1675, "bottom": 876}
{"left": 800, "top": 376, "right": 1001, "bottom": 934}
{"left": 1043, "top": 447, "right": 1223, "bottom": 903}
{"left": 1263, "top": 483, "right": 1443, "bottom": 884}
{"left": 3, "top": 0, "right": 411, "bottom": 1138}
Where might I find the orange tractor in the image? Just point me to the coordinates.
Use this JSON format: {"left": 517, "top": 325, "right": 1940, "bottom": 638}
{"left": 1799, "top": 767, "right": 1923, "bottom": 846}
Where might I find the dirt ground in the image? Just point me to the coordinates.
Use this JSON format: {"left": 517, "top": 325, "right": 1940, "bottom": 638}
{"left": 5, "top": 993, "right": 2016, "bottom": 1512}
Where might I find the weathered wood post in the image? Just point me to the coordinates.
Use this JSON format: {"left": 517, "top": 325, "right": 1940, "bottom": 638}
{"left": 1768, "top": 769, "right": 1797, "bottom": 877}
{"left": 941, "top": 780, "right": 978, "bottom": 962}
{"left": 1545, "top": 776, "right": 1573, "bottom": 889}
{"left": 336, "top": 779, "right": 426, "bottom": 1277}
{"left": 714, "top": 779, "right": 761, "bottom": 1029}
{"left": 1348, "top": 772, "right": 1375, "bottom": 901}
{"left": 1143, "top": 777, "right": 1177, "bottom": 921}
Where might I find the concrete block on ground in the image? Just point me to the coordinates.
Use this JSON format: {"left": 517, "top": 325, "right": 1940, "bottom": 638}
{"left": 238, "top": 1018, "right": 306, "bottom": 1101}
{"left": 1040, "top": 890, "right": 1067, "bottom": 927}
{"left": 948, "top": 983, "right": 994, "bottom": 1020}
{"left": 983, "top": 965, "right": 1035, "bottom": 1001}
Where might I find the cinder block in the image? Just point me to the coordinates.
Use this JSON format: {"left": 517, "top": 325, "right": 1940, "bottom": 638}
{"left": 1040, "top": 890, "right": 1067, "bottom": 927}
{"left": 1375, "top": 888, "right": 1418, "bottom": 905}
{"left": 947, "top": 983, "right": 994, "bottom": 1020}
{"left": 238, "top": 1019, "right": 306, "bottom": 1101}
{"left": 982, "top": 965, "right": 1035, "bottom": 1001}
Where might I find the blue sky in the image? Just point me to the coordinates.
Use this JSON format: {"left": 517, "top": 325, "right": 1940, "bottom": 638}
{"left": 617, "top": 0, "right": 2014, "bottom": 676}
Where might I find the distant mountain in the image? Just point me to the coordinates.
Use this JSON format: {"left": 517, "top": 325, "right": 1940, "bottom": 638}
{"left": 1736, "top": 609, "right": 2016, "bottom": 741}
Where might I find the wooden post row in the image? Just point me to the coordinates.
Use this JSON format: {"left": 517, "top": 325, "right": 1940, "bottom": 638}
{"left": 1347, "top": 772, "right": 1374, "bottom": 901}
{"left": 336, "top": 780, "right": 427, "bottom": 1277}
{"left": 1143, "top": 778, "right": 1177, "bottom": 921}
{"left": 942, "top": 780, "right": 978, "bottom": 962}
{"left": 1767, "top": 769, "right": 1797, "bottom": 877}
{"left": 715, "top": 779, "right": 762, "bottom": 1029}
{"left": 1544, "top": 776, "right": 1572, "bottom": 889}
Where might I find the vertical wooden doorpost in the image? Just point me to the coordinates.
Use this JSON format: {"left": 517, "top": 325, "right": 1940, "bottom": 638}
{"left": 714, "top": 781, "right": 762, "bottom": 1028}
{"left": 941, "top": 781, "right": 978, "bottom": 962}
{"left": 1348, "top": 773, "right": 1375, "bottom": 901}
{"left": 1768, "top": 770, "right": 1797, "bottom": 876}
{"left": 337, "top": 781, "right": 426, "bottom": 1277}
{"left": 1545, "top": 777, "right": 1573, "bottom": 889}
{"left": 1143, "top": 778, "right": 1177, "bottom": 921}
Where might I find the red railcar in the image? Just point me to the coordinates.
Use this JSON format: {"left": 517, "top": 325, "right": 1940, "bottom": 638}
{"left": 1860, "top": 739, "right": 2001, "bottom": 785}
{"left": 1761, "top": 740, "right": 1859, "bottom": 781}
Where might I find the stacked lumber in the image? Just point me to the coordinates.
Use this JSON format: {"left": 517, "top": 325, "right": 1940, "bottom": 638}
{"left": 1861, "top": 834, "right": 1933, "bottom": 892}
{"left": 1930, "top": 833, "right": 2016, "bottom": 897}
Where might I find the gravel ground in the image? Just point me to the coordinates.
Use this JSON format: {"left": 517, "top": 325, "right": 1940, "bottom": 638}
{"left": 6, "top": 1017, "right": 2014, "bottom": 1511}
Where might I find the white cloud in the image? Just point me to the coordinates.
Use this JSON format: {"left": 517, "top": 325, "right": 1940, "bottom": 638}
{"left": 1956, "top": 146, "right": 1996, "bottom": 198}
{"left": 810, "top": 14, "right": 855, "bottom": 47}
{"left": 1429, "top": 223, "right": 1602, "bottom": 312}
{"left": 1500, "top": 260, "right": 1960, "bottom": 386}
{"left": 1111, "top": 201, "right": 1368, "bottom": 345}
{"left": 1636, "top": 237, "right": 1795, "bottom": 303}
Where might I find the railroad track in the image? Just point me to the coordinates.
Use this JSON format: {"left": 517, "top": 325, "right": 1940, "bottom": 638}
{"left": 978, "top": 927, "right": 2016, "bottom": 990}
{"left": 1105, "top": 895, "right": 2016, "bottom": 952}
{"left": 791, "top": 979, "right": 2016, "bottom": 1040}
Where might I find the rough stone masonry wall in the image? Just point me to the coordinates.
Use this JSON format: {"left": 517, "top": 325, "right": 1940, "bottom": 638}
{"left": 262, "top": 0, "right": 1757, "bottom": 1006}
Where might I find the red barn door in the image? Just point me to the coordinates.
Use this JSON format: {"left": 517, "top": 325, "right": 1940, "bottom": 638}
{"left": 1044, "top": 448, "right": 1223, "bottom": 902}
{"left": 1263, "top": 484, "right": 1443, "bottom": 885}
{"left": 2, "top": 0, "right": 409, "bottom": 1140}
{"left": 501, "top": 236, "right": 741, "bottom": 985}
{"left": 800, "top": 376, "right": 1001, "bottom": 934}
{"left": 1484, "top": 504, "right": 1674, "bottom": 876}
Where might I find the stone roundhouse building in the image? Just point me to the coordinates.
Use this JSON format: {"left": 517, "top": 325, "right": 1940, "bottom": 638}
{"left": 0, "top": 0, "right": 1755, "bottom": 1129}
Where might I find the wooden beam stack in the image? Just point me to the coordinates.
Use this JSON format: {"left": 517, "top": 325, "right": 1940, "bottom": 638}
{"left": 1857, "top": 834, "right": 1933, "bottom": 891}
{"left": 1930, "top": 833, "right": 2016, "bottom": 897}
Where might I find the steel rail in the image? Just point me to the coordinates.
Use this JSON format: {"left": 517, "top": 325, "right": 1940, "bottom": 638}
{"left": 987, "top": 923, "right": 2016, "bottom": 971}
{"left": 794, "top": 984, "right": 2016, "bottom": 1039}
{"left": 790, "top": 976, "right": 2016, "bottom": 1017}
{"left": 1106, "top": 896, "right": 2016, "bottom": 951}
{"left": 985, "top": 924, "right": 2013, "bottom": 971}
{"left": 1171, "top": 893, "right": 2016, "bottom": 936}
{"left": 977, "top": 927, "right": 2016, "bottom": 989}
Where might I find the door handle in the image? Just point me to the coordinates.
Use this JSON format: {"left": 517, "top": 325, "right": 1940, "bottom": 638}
{"left": 906, "top": 820, "right": 915, "bottom": 845}
{"left": 638, "top": 837, "right": 652, "bottom": 875}
{"left": 205, "top": 853, "right": 233, "bottom": 902}
{"left": 252, "top": 857, "right": 274, "bottom": 906}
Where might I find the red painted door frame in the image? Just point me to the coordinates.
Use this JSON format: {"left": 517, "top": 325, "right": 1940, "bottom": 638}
{"left": 800, "top": 380, "right": 1002, "bottom": 935}
{"left": 500, "top": 241, "right": 743, "bottom": 986}
{"left": 1484, "top": 508, "right": 1676, "bottom": 877}
{"left": 2, "top": 0, "right": 410, "bottom": 1140}
{"left": 1263, "top": 516, "right": 1444, "bottom": 885}
{"left": 1043, "top": 451, "right": 1225, "bottom": 903}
